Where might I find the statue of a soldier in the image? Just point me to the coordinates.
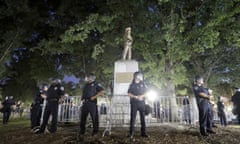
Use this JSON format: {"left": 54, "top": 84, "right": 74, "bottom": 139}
{"left": 122, "top": 27, "right": 133, "bottom": 60}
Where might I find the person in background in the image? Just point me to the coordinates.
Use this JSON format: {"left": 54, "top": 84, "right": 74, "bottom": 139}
{"left": 183, "top": 96, "right": 191, "bottom": 124}
{"left": 15, "top": 100, "right": 24, "bottom": 118}
{"left": 128, "top": 71, "right": 149, "bottom": 139}
{"left": 217, "top": 96, "right": 227, "bottom": 126}
{"left": 207, "top": 92, "right": 217, "bottom": 129}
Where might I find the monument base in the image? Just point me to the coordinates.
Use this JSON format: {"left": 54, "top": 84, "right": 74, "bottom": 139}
{"left": 113, "top": 60, "right": 139, "bottom": 95}
{"left": 109, "top": 60, "right": 138, "bottom": 126}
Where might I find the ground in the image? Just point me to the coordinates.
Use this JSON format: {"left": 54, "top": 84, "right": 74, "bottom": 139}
{"left": 0, "top": 119, "right": 240, "bottom": 144}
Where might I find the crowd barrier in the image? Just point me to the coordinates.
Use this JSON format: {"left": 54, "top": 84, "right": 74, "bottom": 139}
{"left": 57, "top": 95, "right": 200, "bottom": 129}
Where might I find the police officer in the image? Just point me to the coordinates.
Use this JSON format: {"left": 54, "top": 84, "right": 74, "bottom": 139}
{"left": 128, "top": 71, "right": 149, "bottom": 138}
{"left": 231, "top": 88, "right": 240, "bottom": 124}
{"left": 31, "top": 84, "right": 48, "bottom": 130}
{"left": 38, "top": 78, "right": 65, "bottom": 133}
{"left": 192, "top": 76, "right": 215, "bottom": 136}
{"left": 79, "top": 73, "right": 104, "bottom": 136}
{"left": 2, "top": 96, "right": 15, "bottom": 124}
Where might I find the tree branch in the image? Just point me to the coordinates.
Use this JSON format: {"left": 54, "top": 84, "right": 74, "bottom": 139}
{"left": 0, "top": 32, "right": 19, "bottom": 63}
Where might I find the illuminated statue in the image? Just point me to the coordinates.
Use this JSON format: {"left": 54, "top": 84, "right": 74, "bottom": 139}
{"left": 122, "top": 27, "right": 133, "bottom": 60}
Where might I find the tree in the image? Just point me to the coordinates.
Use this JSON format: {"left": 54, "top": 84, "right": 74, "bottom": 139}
{"left": 184, "top": 0, "right": 240, "bottom": 98}
{"left": 1, "top": 0, "right": 239, "bottom": 102}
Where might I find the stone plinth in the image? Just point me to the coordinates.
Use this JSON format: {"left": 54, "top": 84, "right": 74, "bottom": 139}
{"left": 111, "top": 60, "right": 138, "bottom": 126}
{"left": 113, "top": 60, "right": 139, "bottom": 95}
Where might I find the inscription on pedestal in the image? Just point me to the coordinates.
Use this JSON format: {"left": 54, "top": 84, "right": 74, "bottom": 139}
{"left": 116, "top": 72, "right": 134, "bottom": 83}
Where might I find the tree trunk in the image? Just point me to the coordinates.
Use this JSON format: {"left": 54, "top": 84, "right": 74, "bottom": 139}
{"left": 165, "top": 58, "right": 179, "bottom": 122}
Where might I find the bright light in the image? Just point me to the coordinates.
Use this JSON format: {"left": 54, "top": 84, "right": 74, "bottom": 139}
{"left": 146, "top": 90, "right": 157, "bottom": 102}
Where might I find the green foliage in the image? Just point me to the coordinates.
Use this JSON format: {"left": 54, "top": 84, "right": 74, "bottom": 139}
{"left": 0, "top": 0, "right": 239, "bottom": 100}
{"left": 61, "top": 14, "right": 116, "bottom": 43}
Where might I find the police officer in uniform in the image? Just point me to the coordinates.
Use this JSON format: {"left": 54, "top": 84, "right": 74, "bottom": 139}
{"left": 79, "top": 73, "right": 104, "bottom": 136}
{"left": 193, "top": 76, "right": 215, "bottom": 136}
{"left": 31, "top": 84, "right": 48, "bottom": 130}
{"left": 2, "top": 96, "right": 15, "bottom": 124}
{"left": 38, "top": 78, "right": 65, "bottom": 133}
{"left": 128, "top": 71, "right": 149, "bottom": 138}
{"left": 231, "top": 88, "right": 240, "bottom": 124}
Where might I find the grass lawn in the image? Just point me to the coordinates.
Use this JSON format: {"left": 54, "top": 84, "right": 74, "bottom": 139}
{"left": 0, "top": 118, "right": 30, "bottom": 133}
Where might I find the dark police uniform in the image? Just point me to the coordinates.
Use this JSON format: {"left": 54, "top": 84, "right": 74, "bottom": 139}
{"left": 80, "top": 81, "right": 104, "bottom": 135}
{"left": 231, "top": 89, "right": 240, "bottom": 124}
{"left": 193, "top": 84, "right": 212, "bottom": 136}
{"left": 31, "top": 89, "right": 47, "bottom": 129}
{"left": 128, "top": 80, "right": 148, "bottom": 137}
{"left": 39, "top": 83, "right": 64, "bottom": 133}
{"left": 2, "top": 97, "right": 15, "bottom": 124}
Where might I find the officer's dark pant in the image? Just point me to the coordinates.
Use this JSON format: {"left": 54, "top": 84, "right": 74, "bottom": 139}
{"left": 39, "top": 101, "right": 58, "bottom": 133}
{"left": 237, "top": 114, "right": 240, "bottom": 124}
{"left": 31, "top": 104, "right": 42, "bottom": 129}
{"left": 208, "top": 103, "right": 214, "bottom": 129}
{"left": 80, "top": 101, "right": 98, "bottom": 135}
{"left": 130, "top": 101, "right": 146, "bottom": 136}
{"left": 3, "top": 109, "right": 11, "bottom": 124}
{"left": 198, "top": 99, "right": 211, "bottom": 134}
{"left": 96, "top": 105, "right": 99, "bottom": 130}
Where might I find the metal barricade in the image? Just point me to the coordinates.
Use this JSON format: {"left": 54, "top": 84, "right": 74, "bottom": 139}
{"left": 103, "top": 95, "right": 199, "bottom": 136}
{"left": 58, "top": 95, "right": 111, "bottom": 125}
{"left": 58, "top": 96, "right": 82, "bottom": 123}
{"left": 58, "top": 95, "right": 200, "bottom": 136}
{"left": 147, "top": 96, "right": 199, "bottom": 125}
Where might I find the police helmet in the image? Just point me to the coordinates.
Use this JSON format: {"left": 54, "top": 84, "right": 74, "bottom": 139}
{"left": 194, "top": 75, "right": 204, "bottom": 85}
{"left": 51, "top": 78, "right": 58, "bottom": 83}
{"left": 86, "top": 73, "right": 96, "bottom": 81}
{"left": 134, "top": 71, "right": 143, "bottom": 81}
{"left": 41, "top": 84, "right": 48, "bottom": 90}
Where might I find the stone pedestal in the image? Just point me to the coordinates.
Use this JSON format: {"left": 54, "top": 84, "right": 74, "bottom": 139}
{"left": 111, "top": 60, "right": 138, "bottom": 126}
{"left": 113, "top": 60, "right": 139, "bottom": 95}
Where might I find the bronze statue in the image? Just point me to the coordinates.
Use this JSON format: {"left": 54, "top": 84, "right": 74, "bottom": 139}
{"left": 122, "top": 27, "right": 133, "bottom": 60}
